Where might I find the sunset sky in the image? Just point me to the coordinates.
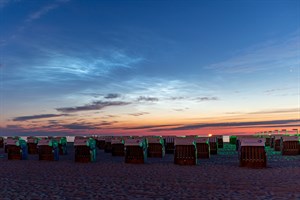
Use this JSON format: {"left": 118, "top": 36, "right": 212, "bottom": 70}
{"left": 0, "top": 0, "right": 299, "bottom": 136}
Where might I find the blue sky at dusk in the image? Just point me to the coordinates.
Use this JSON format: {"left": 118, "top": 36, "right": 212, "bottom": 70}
{"left": 0, "top": 0, "right": 299, "bottom": 136}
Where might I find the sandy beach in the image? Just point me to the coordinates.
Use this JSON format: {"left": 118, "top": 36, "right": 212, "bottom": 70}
{"left": 0, "top": 143, "right": 299, "bottom": 200}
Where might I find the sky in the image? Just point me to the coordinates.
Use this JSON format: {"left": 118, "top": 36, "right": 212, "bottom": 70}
{"left": 0, "top": 0, "right": 299, "bottom": 136}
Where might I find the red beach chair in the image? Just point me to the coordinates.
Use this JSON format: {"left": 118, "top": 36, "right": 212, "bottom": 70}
{"left": 147, "top": 136, "right": 165, "bottom": 158}
{"left": 209, "top": 137, "right": 218, "bottom": 155}
{"left": 6, "top": 138, "right": 22, "bottom": 160}
{"left": 239, "top": 138, "right": 266, "bottom": 168}
{"left": 0, "top": 137, "right": 3, "bottom": 148}
{"left": 163, "top": 136, "right": 175, "bottom": 154}
{"left": 27, "top": 137, "right": 38, "bottom": 154}
{"left": 174, "top": 137, "right": 197, "bottom": 165}
{"left": 124, "top": 138, "right": 147, "bottom": 164}
{"left": 195, "top": 137, "right": 210, "bottom": 159}
{"left": 74, "top": 137, "right": 91, "bottom": 163}
{"left": 281, "top": 136, "right": 299, "bottom": 156}
{"left": 111, "top": 137, "right": 125, "bottom": 156}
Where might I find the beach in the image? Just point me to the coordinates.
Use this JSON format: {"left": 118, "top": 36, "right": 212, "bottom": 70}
{"left": 0, "top": 143, "right": 299, "bottom": 200}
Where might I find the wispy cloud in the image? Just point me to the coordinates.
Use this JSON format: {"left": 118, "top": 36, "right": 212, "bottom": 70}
{"left": 195, "top": 97, "right": 219, "bottom": 101}
{"left": 104, "top": 93, "right": 121, "bottom": 99}
{"left": 13, "top": 114, "right": 68, "bottom": 121}
{"left": 151, "top": 119, "right": 300, "bottom": 131}
{"left": 137, "top": 96, "right": 159, "bottom": 102}
{"left": 128, "top": 112, "right": 149, "bottom": 116}
{"left": 0, "top": 0, "right": 20, "bottom": 9}
{"left": 205, "top": 33, "right": 299, "bottom": 73}
{"left": 248, "top": 108, "right": 300, "bottom": 115}
{"left": 56, "top": 101, "right": 131, "bottom": 113}
{"left": 25, "top": 0, "right": 70, "bottom": 23}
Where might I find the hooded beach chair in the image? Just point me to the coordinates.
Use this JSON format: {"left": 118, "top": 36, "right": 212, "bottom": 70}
{"left": 27, "top": 136, "right": 39, "bottom": 154}
{"left": 96, "top": 136, "right": 106, "bottom": 149}
{"left": 111, "top": 137, "right": 125, "bottom": 156}
{"left": 195, "top": 137, "right": 210, "bottom": 159}
{"left": 229, "top": 135, "right": 237, "bottom": 145}
{"left": 147, "top": 136, "right": 165, "bottom": 158}
{"left": 124, "top": 138, "right": 147, "bottom": 164}
{"left": 274, "top": 135, "right": 283, "bottom": 151}
{"left": 216, "top": 135, "right": 223, "bottom": 148}
{"left": 209, "top": 136, "right": 218, "bottom": 155}
{"left": 174, "top": 137, "right": 197, "bottom": 165}
{"left": 238, "top": 138, "right": 266, "bottom": 168}
{"left": 281, "top": 136, "right": 299, "bottom": 156}
{"left": 38, "top": 138, "right": 59, "bottom": 161}
{"left": 74, "top": 137, "right": 96, "bottom": 163}
{"left": 6, "top": 137, "right": 28, "bottom": 160}
{"left": 0, "top": 137, "right": 4, "bottom": 148}
{"left": 104, "top": 136, "right": 113, "bottom": 153}
{"left": 163, "top": 136, "right": 175, "bottom": 154}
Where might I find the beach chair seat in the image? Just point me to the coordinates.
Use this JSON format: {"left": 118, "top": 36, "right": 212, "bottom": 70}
{"left": 147, "top": 137, "right": 165, "bottom": 158}
{"left": 174, "top": 138, "right": 197, "bottom": 165}
{"left": 195, "top": 137, "right": 210, "bottom": 159}
{"left": 124, "top": 138, "right": 147, "bottom": 164}
{"left": 239, "top": 138, "right": 266, "bottom": 168}
{"left": 281, "top": 136, "right": 299, "bottom": 156}
{"left": 75, "top": 146, "right": 91, "bottom": 163}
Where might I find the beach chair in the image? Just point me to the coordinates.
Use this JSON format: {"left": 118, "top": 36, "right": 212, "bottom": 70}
{"left": 281, "top": 136, "right": 299, "bottom": 156}
{"left": 5, "top": 136, "right": 20, "bottom": 153}
{"left": 124, "top": 138, "right": 147, "bottom": 164}
{"left": 104, "top": 136, "right": 112, "bottom": 153}
{"left": 96, "top": 136, "right": 106, "bottom": 149}
{"left": 38, "top": 138, "right": 59, "bottom": 161}
{"left": 6, "top": 138, "right": 28, "bottom": 160}
{"left": 0, "top": 137, "right": 3, "bottom": 148}
{"left": 216, "top": 135, "right": 223, "bottom": 148}
{"left": 195, "top": 137, "right": 210, "bottom": 159}
{"left": 27, "top": 136, "right": 39, "bottom": 154}
{"left": 209, "top": 137, "right": 218, "bottom": 155}
{"left": 239, "top": 138, "right": 266, "bottom": 168}
{"left": 163, "top": 136, "right": 175, "bottom": 154}
{"left": 74, "top": 137, "right": 96, "bottom": 163}
{"left": 147, "top": 136, "right": 165, "bottom": 158}
{"left": 174, "top": 137, "right": 197, "bottom": 165}
{"left": 111, "top": 137, "right": 125, "bottom": 156}
{"left": 274, "top": 135, "right": 282, "bottom": 151}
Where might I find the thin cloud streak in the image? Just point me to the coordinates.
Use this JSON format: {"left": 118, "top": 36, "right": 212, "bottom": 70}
{"left": 56, "top": 101, "right": 131, "bottom": 113}
{"left": 13, "top": 114, "right": 68, "bottom": 121}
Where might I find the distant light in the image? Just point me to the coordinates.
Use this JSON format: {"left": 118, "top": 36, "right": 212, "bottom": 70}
{"left": 208, "top": 134, "right": 212, "bottom": 137}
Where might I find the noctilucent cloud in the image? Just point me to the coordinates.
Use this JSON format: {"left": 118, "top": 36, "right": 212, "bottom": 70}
{"left": 0, "top": 0, "right": 299, "bottom": 136}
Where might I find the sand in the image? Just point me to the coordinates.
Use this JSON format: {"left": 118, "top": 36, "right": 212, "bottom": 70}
{"left": 0, "top": 143, "right": 299, "bottom": 200}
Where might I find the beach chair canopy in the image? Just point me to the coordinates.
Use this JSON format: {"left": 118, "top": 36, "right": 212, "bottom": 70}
{"left": 281, "top": 136, "right": 299, "bottom": 142}
{"left": 240, "top": 138, "right": 265, "bottom": 147}
{"left": 124, "top": 138, "right": 145, "bottom": 147}
{"left": 195, "top": 137, "right": 209, "bottom": 144}
{"left": 174, "top": 137, "right": 196, "bottom": 145}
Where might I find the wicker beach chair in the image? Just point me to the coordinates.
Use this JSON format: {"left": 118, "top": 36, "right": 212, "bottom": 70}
{"left": 6, "top": 138, "right": 28, "bottom": 160}
{"left": 104, "top": 136, "right": 113, "bottom": 153}
{"left": 274, "top": 135, "right": 282, "bottom": 151}
{"left": 38, "top": 138, "right": 59, "bottom": 161}
{"left": 239, "top": 138, "right": 266, "bottom": 168}
{"left": 216, "top": 135, "right": 223, "bottom": 148}
{"left": 147, "top": 136, "right": 165, "bottom": 158}
{"left": 74, "top": 137, "right": 96, "bottom": 163}
{"left": 27, "top": 136, "right": 38, "bottom": 154}
{"left": 163, "top": 136, "right": 175, "bottom": 154}
{"left": 195, "top": 137, "right": 210, "bottom": 159}
{"left": 209, "top": 137, "right": 218, "bottom": 155}
{"left": 96, "top": 136, "right": 106, "bottom": 149}
{"left": 0, "top": 137, "right": 4, "bottom": 148}
{"left": 111, "top": 137, "right": 125, "bottom": 156}
{"left": 124, "top": 138, "right": 147, "bottom": 164}
{"left": 281, "top": 136, "right": 299, "bottom": 156}
{"left": 174, "top": 137, "right": 197, "bottom": 165}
